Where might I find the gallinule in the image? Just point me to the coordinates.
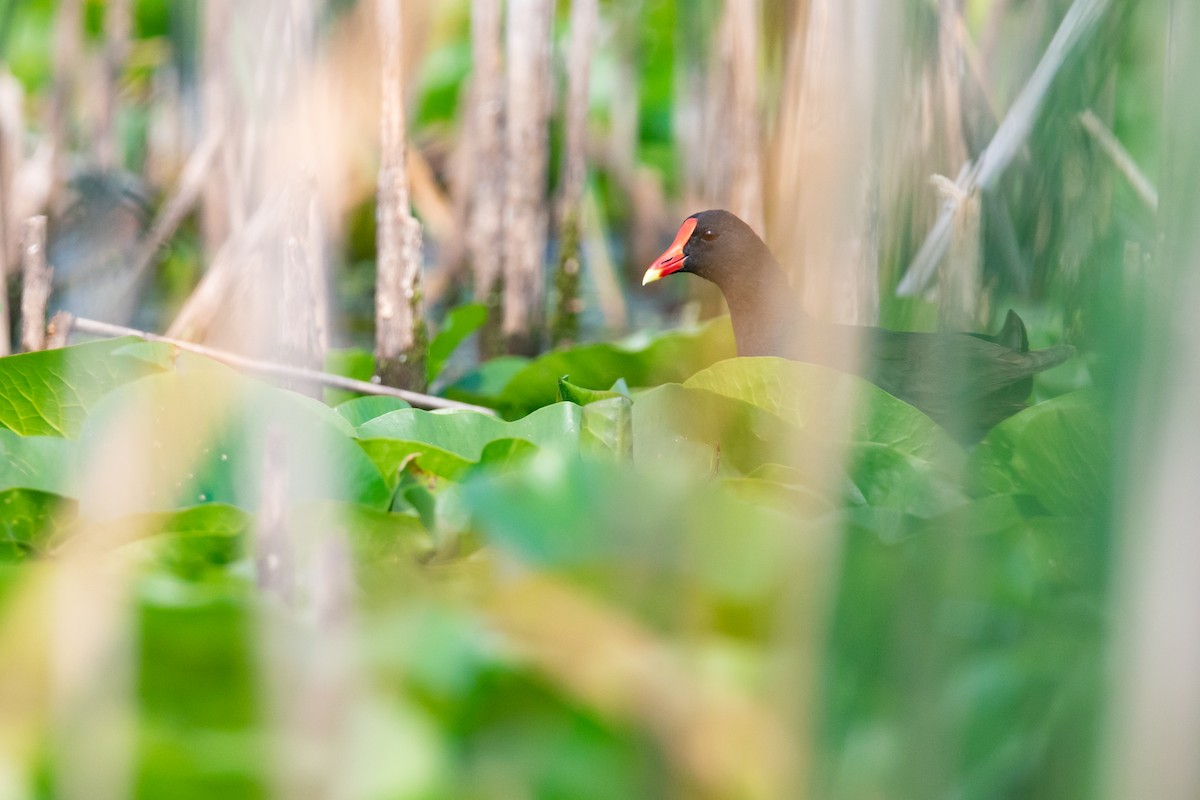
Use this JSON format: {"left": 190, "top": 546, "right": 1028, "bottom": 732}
{"left": 643, "top": 209, "right": 1075, "bottom": 440}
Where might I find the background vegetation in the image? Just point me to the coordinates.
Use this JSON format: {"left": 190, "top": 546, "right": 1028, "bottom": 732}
{"left": 0, "top": 0, "right": 1190, "bottom": 798}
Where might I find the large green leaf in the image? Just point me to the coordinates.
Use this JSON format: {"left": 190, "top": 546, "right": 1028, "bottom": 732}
{"left": 968, "top": 391, "right": 1110, "bottom": 517}
{"left": 357, "top": 402, "right": 584, "bottom": 481}
{"left": 75, "top": 369, "right": 393, "bottom": 513}
{"left": 0, "top": 337, "right": 165, "bottom": 437}
{"left": 683, "top": 357, "right": 962, "bottom": 462}
{"left": 634, "top": 358, "right": 967, "bottom": 517}
{"left": 335, "top": 395, "right": 412, "bottom": 427}
{"left": 446, "top": 318, "right": 735, "bottom": 418}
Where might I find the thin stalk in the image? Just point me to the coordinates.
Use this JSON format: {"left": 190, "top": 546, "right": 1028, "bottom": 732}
{"left": 374, "top": 0, "right": 428, "bottom": 389}
{"left": 96, "top": 0, "right": 131, "bottom": 169}
{"left": 502, "top": 0, "right": 555, "bottom": 354}
{"left": 66, "top": 316, "right": 496, "bottom": 414}
{"left": 19, "top": 216, "right": 50, "bottom": 353}
{"left": 467, "top": 0, "right": 505, "bottom": 355}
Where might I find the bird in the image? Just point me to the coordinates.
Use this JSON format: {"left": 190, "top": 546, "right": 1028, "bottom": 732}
{"left": 642, "top": 209, "right": 1075, "bottom": 440}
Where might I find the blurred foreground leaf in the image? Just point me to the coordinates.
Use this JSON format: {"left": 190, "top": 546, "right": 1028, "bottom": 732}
{"left": 0, "top": 489, "right": 71, "bottom": 561}
{"left": 0, "top": 430, "right": 77, "bottom": 495}
{"left": 0, "top": 338, "right": 164, "bottom": 436}
{"left": 75, "top": 369, "right": 391, "bottom": 512}
{"left": 463, "top": 450, "right": 795, "bottom": 611}
{"left": 634, "top": 358, "right": 966, "bottom": 517}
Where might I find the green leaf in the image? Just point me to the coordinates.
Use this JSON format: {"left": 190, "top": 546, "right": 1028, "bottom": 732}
{"left": 335, "top": 395, "right": 412, "bottom": 427}
{"left": 719, "top": 476, "right": 836, "bottom": 517}
{"left": 634, "top": 358, "right": 966, "bottom": 517}
{"left": 684, "top": 357, "right": 962, "bottom": 463}
{"left": 632, "top": 382, "right": 799, "bottom": 477}
{"left": 580, "top": 396, "right": 633, "bottom": 459}
{"left": 427, "top": 302, "right": 488, "bottom": 384}
{"left": 0, "top": 337, "right": 165, "bottom": 437}
{"left": 357, "top": 402, "right": 584, "bottom": 481}
{"left": 450, "top": 318, "right": 735, "bottom": 418}
{"left": 75, "top": 369, "right": 393, "bottom": 513}
{"left": 968, "top": 391, "right": 1110, "bottom": 517}
{"left": 316, "top": 502, "right": 432, "bottom": 580}
{"left": 0, "top": 429, "right": 78, "bottom": 495}
{"left": 111, "top": 340, "right": 178, "bottom": 370}
{"left": 556, "top": 376, "right": 627, "bottom": 405}
{"left": 140, "top": 504, "right": 253, "bottom": 582}
{"left": 0, "top": 489, "right": 72, "bottom": 562}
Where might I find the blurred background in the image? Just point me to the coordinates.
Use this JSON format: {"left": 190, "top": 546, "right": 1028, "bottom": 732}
{"left": 0, "top": 0, "right": 1194, "bottom": 798}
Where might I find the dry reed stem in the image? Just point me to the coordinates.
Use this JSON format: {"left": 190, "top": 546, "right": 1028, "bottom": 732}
{"left": 165, "top": 190, "right": 279, "bottom": 344}
{"left": 49, "top": 0, "right": 83, "bottom": 198}
{"left": 769, "top": 0, "right": 883, "bottom": 324}
{"left": 954, "top": 15, "right": 1002, "bottom": 124}
{"left": 937, "top": 0, "right": 969, "bottom": 170}
{"left": 45, "top": 311, "right": 72, "bottom": 350}
{"left": 763, "top": 3, "right": 896, "bottom": 794}
{"left": 897, "top": 0, "right": 1115, "bottom": 296}
{"left": 0, "top": 71, "right": 19, "bottom": 357}
{"left": 1107, "top": 2, "right": 1200, "bottom": 796}
{"left": 715, "top": 0, "right": 765, "bottom": 233}
{"left": 96, "top": 0, "right": 131, "bottom": 170}
{"left": 256, "top": 428, "right": 295, "bottom": 605}
{"left": 408, "top": 147, "right": 454, "bottom": 241}
{"left": 467, "top": 0, "right": 505, "bottom": 310}
{"left": 501, "top": 0, "right": 555, "bottom": 352}
{"left": 279, "top": 189, "right": 327, "bottom": 379}
{"left": 1079, "top": 109, "right": 1159, "bottom": 211}
{"left": 200, "top": 0, "right": 235, "bottom": 255}
{"left": 375, "top": 0, "right": 427, "bottom": 389}
{"left": 182, "top": 2, "right": 332, "bottom": 374}
{"left": 933, "top": 175, "right": 982, "bottom": 330}
{"left": 581, "top": 186, "right": 628, "bottom": 331}
{"left": 19, "top": 216, "right": 51, "bottom": 353}
{"left": 128, "top": 127, "right": 222, "bottom": 282}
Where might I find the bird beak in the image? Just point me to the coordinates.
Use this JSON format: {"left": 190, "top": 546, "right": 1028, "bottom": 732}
{"left": 642, "top": 218, "right": 697, "bottom": 285}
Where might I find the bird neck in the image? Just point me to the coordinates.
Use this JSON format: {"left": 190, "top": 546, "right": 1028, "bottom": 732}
{"left": 710, "top": 258, "right": 797, "bottom": 357}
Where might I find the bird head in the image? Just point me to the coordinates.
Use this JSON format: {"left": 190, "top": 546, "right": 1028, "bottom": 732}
{"left": 642, "top": 209, "right": 777, "bottom": 288}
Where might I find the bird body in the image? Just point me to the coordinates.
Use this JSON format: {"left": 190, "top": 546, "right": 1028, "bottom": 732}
{"left": 643, "top": 210, "right": 1075, "bottom": 440}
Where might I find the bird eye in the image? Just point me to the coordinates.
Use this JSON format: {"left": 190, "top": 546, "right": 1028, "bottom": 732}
{"left": 700, "top": 228, "right": 719, "bottom": 241}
